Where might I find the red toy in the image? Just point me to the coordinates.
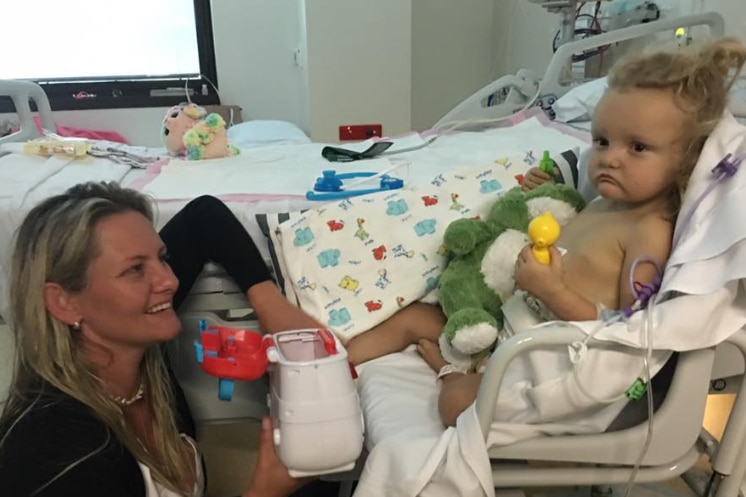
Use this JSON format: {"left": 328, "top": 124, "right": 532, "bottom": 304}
{"left": 195, "top": 320, "right": 271, "bottom": 400}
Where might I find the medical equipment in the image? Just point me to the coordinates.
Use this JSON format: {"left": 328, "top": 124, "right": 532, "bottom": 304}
{"left": 306, "top": 170, "right": 404, "bottom": 200}
{"left": 434, "top": 12, "right": 725, "bottom": 129}
{"left": 529, "top": 0, "right": 614, "bottom": 47}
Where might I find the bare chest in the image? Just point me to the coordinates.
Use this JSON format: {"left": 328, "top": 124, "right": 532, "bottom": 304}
{"left": 556, "top": 208, "right": 635, "bottom": 308}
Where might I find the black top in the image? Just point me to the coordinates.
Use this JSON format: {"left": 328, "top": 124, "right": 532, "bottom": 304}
{"left": 0, "top": 373, "right": 196, "bottom": 497}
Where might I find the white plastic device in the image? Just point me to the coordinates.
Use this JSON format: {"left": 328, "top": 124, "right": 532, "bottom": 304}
{"left": 266, "top": 328, "right": 364, "bottom": 477}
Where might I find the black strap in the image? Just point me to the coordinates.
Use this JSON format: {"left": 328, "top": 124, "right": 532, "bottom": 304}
{"left": 321, "top": 141, "right": 393, "bottom": 162}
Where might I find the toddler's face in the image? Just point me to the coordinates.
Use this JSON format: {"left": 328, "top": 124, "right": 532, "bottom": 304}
{"left": 588, "top": 88, "right": 685, "bottom": 206}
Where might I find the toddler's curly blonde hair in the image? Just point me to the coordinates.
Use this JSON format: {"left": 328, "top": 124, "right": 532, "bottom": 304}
{"left": 607, "top": 37, "right": 746, "bottom": 216}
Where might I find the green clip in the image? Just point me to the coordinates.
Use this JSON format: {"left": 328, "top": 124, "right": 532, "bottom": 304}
{"left": 538, "top": 150, "right": 555, "bottom": 176}
{"left": 626, "top": 378, "right": 648, "bottom": 401}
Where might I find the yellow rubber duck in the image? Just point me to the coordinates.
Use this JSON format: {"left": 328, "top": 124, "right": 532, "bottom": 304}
{"left": 527, "top": 212, "right": 560, "bottom": 265}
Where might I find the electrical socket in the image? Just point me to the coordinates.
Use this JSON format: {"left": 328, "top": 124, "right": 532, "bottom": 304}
{"left": 338, "top": 124, "right": 383, "bottom": 141}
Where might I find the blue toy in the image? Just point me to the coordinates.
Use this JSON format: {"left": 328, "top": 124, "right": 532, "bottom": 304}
{"left": 306, "top": 170, "right": 404, "bottom": 200}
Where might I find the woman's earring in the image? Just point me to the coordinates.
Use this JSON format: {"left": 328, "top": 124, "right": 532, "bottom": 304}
{"left": 71, "top": 321, "right": 81, "bottom": 331}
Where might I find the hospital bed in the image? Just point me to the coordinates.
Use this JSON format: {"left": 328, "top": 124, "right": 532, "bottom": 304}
{"left": 0, "top": 77, "right": 593, "bottom": 424}
{"left": 1, "top": 10, "right": 746, "bottom": 495}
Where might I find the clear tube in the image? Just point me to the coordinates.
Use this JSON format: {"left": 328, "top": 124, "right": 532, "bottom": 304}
{"left": 623, "top": 298, "right": 656, "bottom": 497}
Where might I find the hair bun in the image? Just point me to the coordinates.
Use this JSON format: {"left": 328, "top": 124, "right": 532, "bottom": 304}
{"left": 697, "top": 37, "right": 746, "bottom": 88}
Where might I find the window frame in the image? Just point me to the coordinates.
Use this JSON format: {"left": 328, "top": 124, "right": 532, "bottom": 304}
{"left": 0, "top": 0, "right": 220, "bottom": 113}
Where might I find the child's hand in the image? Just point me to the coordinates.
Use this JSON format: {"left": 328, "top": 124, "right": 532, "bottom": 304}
{"left": 521, "top": 167, "right": 554, "bottom": 191}
{"left": 514, "top": 244, "right": 565, "bottom": 300}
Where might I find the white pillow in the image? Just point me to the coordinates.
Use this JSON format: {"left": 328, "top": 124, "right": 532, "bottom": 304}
{"left": 552, "top": 77, "right": 608, "bottom": 123}
{"left": 554, "top": 75, "right": 746, "bottom": 121}
{"left": 227, "top": 120, "right": 311, "bottom": 147}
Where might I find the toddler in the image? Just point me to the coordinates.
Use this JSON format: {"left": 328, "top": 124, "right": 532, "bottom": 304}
{"left": 346, "top": 38, "right": 746, "bottom": 426}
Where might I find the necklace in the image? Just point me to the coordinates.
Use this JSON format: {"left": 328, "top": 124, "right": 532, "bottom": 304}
{"left": 108, "top": 379, "right": 146, "bottom": 407}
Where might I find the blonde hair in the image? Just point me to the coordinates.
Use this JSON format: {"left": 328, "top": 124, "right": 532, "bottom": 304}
{"left": 0, "top": 182, "right": 193, "bottom": 494}
{"left": 607, "top": 37, "right": 746, "bottom": 216}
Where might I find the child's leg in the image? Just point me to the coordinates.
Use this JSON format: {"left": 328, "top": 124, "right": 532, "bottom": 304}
{"left": 248, "top": 280, "right": 321, "bottom": 333}
{"left": 346, "top": 302, "right": 445, "bottom": 366}
{"left": 438, "top": 371, "right": 482, "bottom": 427}
{"left": 417, "top": 338, "right": 481, "bottom": 427}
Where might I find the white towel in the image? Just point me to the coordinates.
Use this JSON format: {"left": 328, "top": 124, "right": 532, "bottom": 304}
{"left": 354, "top": 352, "right": 495, "bottom": 497}
{"left": 353, "top": 344, "right": 667, "bottom": 497}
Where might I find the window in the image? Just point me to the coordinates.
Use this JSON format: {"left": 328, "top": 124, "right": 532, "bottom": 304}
{"left": 0, "top": 0, "right": 219, "bottom": 112}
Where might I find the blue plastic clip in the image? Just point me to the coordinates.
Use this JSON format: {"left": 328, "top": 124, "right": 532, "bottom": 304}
{"left": 218, "top": 378, "right": 235, "bottom": 401}
{"left": 306, "top": 170, "right": 403, "bottom": 200}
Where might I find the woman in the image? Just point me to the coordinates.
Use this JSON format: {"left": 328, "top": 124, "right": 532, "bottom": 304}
{"left": 0, "top": 182, "right": 317, "bottom": 496}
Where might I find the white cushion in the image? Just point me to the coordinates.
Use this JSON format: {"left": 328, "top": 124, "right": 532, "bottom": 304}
{"left": 552, "top": 77, "right": 608, "bottom": 123}
{"left": 227, "top": 120, "right": 310, "bottom": 147}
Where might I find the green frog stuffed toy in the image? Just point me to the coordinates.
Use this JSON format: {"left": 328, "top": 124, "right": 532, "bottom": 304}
{"left": 436, "top": 182, "right": 586, "bottom": 369}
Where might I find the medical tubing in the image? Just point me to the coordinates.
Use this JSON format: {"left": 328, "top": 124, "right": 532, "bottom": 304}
{"left": 571, "top": 315, "right": 631, "bottom": 404}
{"left": 671, "top": 153, "right": 743, "bottom": 249}
{"left": 341, "top": 161, "right": 411, "bottom": 190}
{"left": 623, "top": 298, "right": 656, "bottom": 497}
{"left": 572, "top": 256, "right": 663, "bottom": 404}
{"left": 572, "top": 153, "right": 739, "bottom": 491}
{"left": 621, "top": 154, "right": 742, "bottom": 495}
{"left": 624, "top": 256, "right": 663, "bottom": 318}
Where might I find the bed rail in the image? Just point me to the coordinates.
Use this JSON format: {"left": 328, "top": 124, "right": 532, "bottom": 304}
{"left": 540, "top": 11, "right": 726, "bottom": 103}
{"left": 434, "top": 12, "right": 726, "bottom": 130}
{"left": 0, "top": 80, "right": 56, "bottom": 146}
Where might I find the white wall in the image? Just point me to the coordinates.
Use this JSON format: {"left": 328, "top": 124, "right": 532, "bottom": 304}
{"left": 492, "top": 0, "right": 557, "bottom": 77}
{"left": 410, "top": 0, "right": 496, "bottom": 130}
{"left": 303, "top": 0, "right": 412, "bottom": 142}
{"left": 304, "top": 0, "right": 498, "bottom": 138}
{"left": 210, "top": 0, "right": 309, "bottom": 130}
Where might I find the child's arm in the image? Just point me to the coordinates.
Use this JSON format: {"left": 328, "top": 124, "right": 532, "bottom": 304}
{"left": 515, "top": 246, "right": 599, "bottom": 321}
{"left": 618, "top": 215, "right": 672, "bottom": 310}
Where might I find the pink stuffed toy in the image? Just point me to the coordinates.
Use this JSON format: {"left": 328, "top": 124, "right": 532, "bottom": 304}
{"left": 162, "top": 103, "right": 239, "bottom": 160}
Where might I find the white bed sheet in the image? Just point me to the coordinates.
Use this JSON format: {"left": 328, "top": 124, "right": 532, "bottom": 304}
{"left": 353, "top": 345, "right": 658, "bottom": 497}
{"left": 136, "top": 116, "right": 589, "bottom": 201}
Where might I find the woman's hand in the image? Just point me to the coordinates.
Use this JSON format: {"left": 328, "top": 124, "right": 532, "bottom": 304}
{"left": 243, "top": 417, "right": 312, "bottom": 497}
{"left": 514, "top": 244, "right": 565, "bottom": 301}
{"left": 520, "top": 167, "right": 554, "bottom": 191}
